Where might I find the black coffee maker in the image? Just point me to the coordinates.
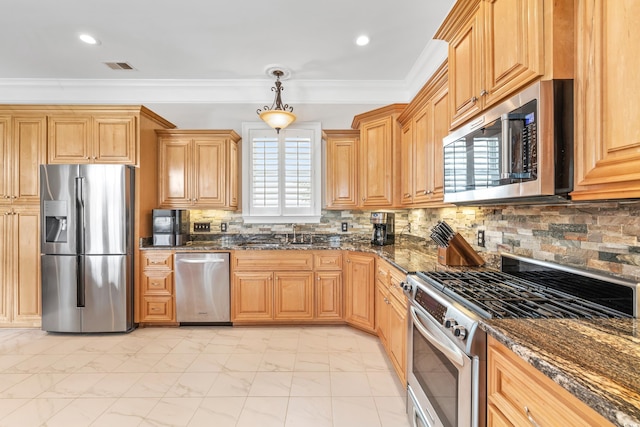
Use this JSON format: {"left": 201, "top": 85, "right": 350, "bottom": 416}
{"left": 370, "top": 212, "right": 395, "bottom": 246}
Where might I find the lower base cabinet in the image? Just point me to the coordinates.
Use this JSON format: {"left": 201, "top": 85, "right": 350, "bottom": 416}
{"left": 487, "top": 336, "right": 613, "bottom": 427}
{"left": 232, "top": 251, "right": 342, "bottom": 323}
{"left": 139, "top": 251, "right": 176, "bottom": 324}
{"left": 375, "top": 258, "right": 408, "bottom": 383}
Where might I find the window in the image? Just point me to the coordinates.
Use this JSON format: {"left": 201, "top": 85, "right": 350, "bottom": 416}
{"left": 242, "top": 122, "right": 322, "bottom": 223}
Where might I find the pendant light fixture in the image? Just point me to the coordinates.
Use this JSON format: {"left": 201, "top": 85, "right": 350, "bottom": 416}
{"left": 257, "top": 69, "right": 296, "bottom": 133}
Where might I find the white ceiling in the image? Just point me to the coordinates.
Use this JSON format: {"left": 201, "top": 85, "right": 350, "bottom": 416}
{"left": 0, "top": 0, "right": 455, "bottom": 130}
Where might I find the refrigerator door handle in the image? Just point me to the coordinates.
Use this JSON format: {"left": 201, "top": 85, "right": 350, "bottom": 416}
{"left": 75, "top": 176, "right": 85, "bottom": 253}
{"left": 77, "top": 256, "right": 86, "bottom": 307}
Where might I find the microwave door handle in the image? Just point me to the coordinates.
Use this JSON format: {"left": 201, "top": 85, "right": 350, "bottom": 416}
{"left": 500, "top": 113, "right": 511, "bottom": 180}
{"left": 410, "top": 307, "right": 466, "bottom": 367}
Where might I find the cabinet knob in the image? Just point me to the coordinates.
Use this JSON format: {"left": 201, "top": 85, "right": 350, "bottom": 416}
{"left": 471, "top": 96, "right": 478, "bottom": 103}
{"left": 362, "top": 197, "right": 365, "bottom": 201}
{"left": 93, "top": 156, "right": 97, "bottom": 160}
{"left": 11, "top": 195, "right": 16, "bottom": 199}
{"left": 480, "top": 89, "right": 488, "bottom": 97}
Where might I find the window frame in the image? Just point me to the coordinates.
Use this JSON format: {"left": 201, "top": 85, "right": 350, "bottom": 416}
{"left": 241, "top": 121, "right": 322, "bottom": 224}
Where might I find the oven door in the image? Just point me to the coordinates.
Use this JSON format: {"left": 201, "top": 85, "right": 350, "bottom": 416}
{"left": 407, "top": 305, "right": 478, "bottom": 427}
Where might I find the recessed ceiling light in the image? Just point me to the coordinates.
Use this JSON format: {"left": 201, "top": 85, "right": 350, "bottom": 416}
{"left": 79, "top": 34, "right": 100, "bottom": 45}
{"left": 356, "top": 35, "right": 370, "bottom": 46}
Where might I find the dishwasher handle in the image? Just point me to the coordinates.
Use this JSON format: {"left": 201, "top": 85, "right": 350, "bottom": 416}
{"left": 176, "top": 258, "right": 226, "bottom": 264}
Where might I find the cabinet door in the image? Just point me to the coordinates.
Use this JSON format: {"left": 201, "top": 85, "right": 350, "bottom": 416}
{"left": 47, "top": 116, "right": 92, "bottom": 164}
{"left": 430, "top": 86, "right": 449, "bottom": 202}
{"left": 571, "top": 0, "right": 640, "bottom": 200}
{"left": 399, "top": 121, "right": 414, "bottom": 206}
{"left": 93, "top": 115, "right": 136, "bottom": 164}
{"left": 387, "top": 295, "right": 407, "bottom": 383}
{"left": 0, "top": 117, "right": 9, "bottom": 203}
{"left": 193, "top": 139, "right": 226, "bottom": 206}
{"left": 11, "top": 116, "right": 46, "bottom": 203}
{"left": 0, "top": 207, "right": 10, "bottom": 323}
{"left": 483, "top": 0, "right": 543, "bottom": 107}
{"left": 232, "top": 271, "right": 273, "bottom": 321}
{"left": 448, "top": 4, "right": 483, "bottom": 129}
{"left": 360, "top": 117, "right": 394, "bottom": 207}
{"left": 375, "top": 284, "right": 389, "bottom": 344}
{"left": 158, "top": 137, "right": 192, "bottom": 207}
{"left": 412, "top": 103, "right": 433, "bottom": 205}
{"left": 274, "top": 272, "right": 313, "bottom": 320}
{"left": 325, "top": 133, "right": 359, "bottom": 209}
{"left": 315, "top": 271, "right": 342, "bottom": 320}
{"left": 227, "top": 140, "right": 239, "bottom": 208}
{"left": 344, "top": 252, "right": 376, "bottom": 332}
{"left": 10, "top": 206, "right": 41, "bottom": 326}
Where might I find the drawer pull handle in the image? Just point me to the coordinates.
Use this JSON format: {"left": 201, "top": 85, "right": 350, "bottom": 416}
{"left": 524, "top": 406, "right": 540, "bottom": 427}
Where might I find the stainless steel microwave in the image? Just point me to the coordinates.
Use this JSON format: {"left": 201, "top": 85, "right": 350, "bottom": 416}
{"left": 442, "top": 80, "right": 573, "bottom": 205}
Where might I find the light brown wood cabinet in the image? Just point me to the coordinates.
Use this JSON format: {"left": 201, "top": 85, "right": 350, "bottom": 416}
{"left": 398, "top": 63, "right": 449, "bottom": 207}
{"left": 375, "top": 257, "right": 408, "bottom": 383}
{"left": 0, "top": 205, "right": 41, "bottom": 327}
{"left": 435, "top": 0, "right": 571, "bottom": 130}
{"left": 157, "top": 130, "right": 241, "bottom": 210}
{"left": 344, "top": 251, "right": 376, "bottom": 333}
{"left": 350, "top": 104, "right": 407, "bottom": 208}
{"left": 139, "top": 251, "right": 176, "bottom": 324}
{"left": 487, "top": 336, "right": 613, "bottom": 427}
{"left": 571, "top": 0, "right": 640, "bottom": 200}
{"left": 48, "top": 114, "right": 136, "bottom": 165}
{"left": 0, "top": 115, "right": 47, "bottom": 204}
{"left": 232, "top": 251, "right": 343, "bottom": 324}
{"left": 323, "top": 130, "right": 360, "bottom": 209}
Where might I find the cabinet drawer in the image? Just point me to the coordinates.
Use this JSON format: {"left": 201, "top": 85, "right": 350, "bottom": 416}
{"left": 314, "top": 251, "right": 343, "bottom": 270}
{"left": 141, "top": 296, "right": 174, "bottom": 322}
{"left": 142, "top": 270, "right": 173, "bottom": 295}
{"left": 142, "top": 251, "right": 173, "bottom": 269}
{"left": 233, "top": 250, "right": 313, "bottom": 271}
{"left": 389, "top": 270, "right": 407, "bottom": 307}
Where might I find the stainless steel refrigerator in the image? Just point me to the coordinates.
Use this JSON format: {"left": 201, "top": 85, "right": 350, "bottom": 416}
{"left": 40, "top": 164, "right": 135, "bottom": 333}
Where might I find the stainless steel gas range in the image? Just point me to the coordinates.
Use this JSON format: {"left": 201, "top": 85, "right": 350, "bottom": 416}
{"left": 403, "top": 253, "right": 638, "bottom": 427}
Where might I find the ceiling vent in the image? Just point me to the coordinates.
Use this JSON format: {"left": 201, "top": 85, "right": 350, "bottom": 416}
{"left": 103, "top": 62, "right": 135, "bottom": 70}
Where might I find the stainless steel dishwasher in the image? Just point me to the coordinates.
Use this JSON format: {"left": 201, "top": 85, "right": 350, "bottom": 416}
{"left": 175, "top": 253, "right": 230, "bottom": 324}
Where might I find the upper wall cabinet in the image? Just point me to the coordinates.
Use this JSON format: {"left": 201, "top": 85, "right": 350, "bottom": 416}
{"left": 0, "top": 115, "right": 46, "bottom": 205}
{"left": 570, "top": 0, "right": 640, "bottom": 200}
{"left": 48, "top": 114, "right": 136, "bottom": 165}
{"left": 398, "top": 62, "right": 449, "bottom": 207}
{"left": 323, "top": 130, "right": 360, "bottom": 210}
{"left": 435, "top": 0, "right": 572, "bottom": 130}
{"left": 351, "top": 104, "right": 407, "bottom": 208}
{"left": 46, "top": 106, "right": 174, "bottom": 167}
{"left": 157, "top": 130, "right": 241, "bottom": 210}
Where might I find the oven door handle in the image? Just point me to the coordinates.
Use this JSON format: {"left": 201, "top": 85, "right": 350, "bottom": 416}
{"left": 410, "top": 306, "right": 466, "bottom": 368}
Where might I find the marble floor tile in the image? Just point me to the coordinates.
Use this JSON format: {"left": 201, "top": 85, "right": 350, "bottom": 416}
{"left": 285, "top": 396, "right": 332, "bottom": 427}
{"left": 0, "top": 325, "right": 410, "bottom": 426}
{"left": 235, "top": 396, "right": 289, "bottom": 427}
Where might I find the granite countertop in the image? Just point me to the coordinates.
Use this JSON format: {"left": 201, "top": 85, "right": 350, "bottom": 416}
{"left": 482, "top": 318, "right": 640, "bottom": 427}
{"left": 140, "top": 234, "right": 443, "bottom": 274}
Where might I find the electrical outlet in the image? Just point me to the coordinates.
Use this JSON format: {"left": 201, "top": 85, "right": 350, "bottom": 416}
{"left": 407, "top": 222, "right": 412, "bottom": 233}
{"left": 220, "top": 223, "right": 227, "bottom": 232}
{"left": 477, "top": 230, "right": 485, "bottom": 247}
{"left": 341, "top": 222, "right": 348, "bottom": 232}
{"left": 193, "top": 222, "right": 211, "bottom": 232}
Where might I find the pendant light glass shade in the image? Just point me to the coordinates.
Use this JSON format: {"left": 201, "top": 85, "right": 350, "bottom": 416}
{"left": 257, "top": 69, "right": 296, "bottom": 133}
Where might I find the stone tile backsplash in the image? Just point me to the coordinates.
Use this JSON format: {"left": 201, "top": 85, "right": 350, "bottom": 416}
{"left": 188, "top": 200, "right": 640, "bottom": 280}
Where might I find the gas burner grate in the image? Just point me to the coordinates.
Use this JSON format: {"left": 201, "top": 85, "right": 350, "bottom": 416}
{"left": 416, "top": 270, "right": 631, "bottom": 319}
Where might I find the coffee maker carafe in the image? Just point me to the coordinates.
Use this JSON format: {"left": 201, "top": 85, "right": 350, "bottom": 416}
{"left": 370, "top": 212, "right": 395, "bottom": 246}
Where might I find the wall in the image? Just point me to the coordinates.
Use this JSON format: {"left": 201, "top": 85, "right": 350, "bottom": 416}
{"left": 189, "top": 200, "right": 640, "bottom": 280}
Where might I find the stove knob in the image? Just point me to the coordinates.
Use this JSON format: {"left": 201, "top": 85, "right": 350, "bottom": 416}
{"left": 401, "top": 282, "right": 412, "bottom": 292}
{"left": 453, "top": 325, "right": 467, "bottom": 340}
{"left": 444, "top": 318, "right": 457, "bottom": 329}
